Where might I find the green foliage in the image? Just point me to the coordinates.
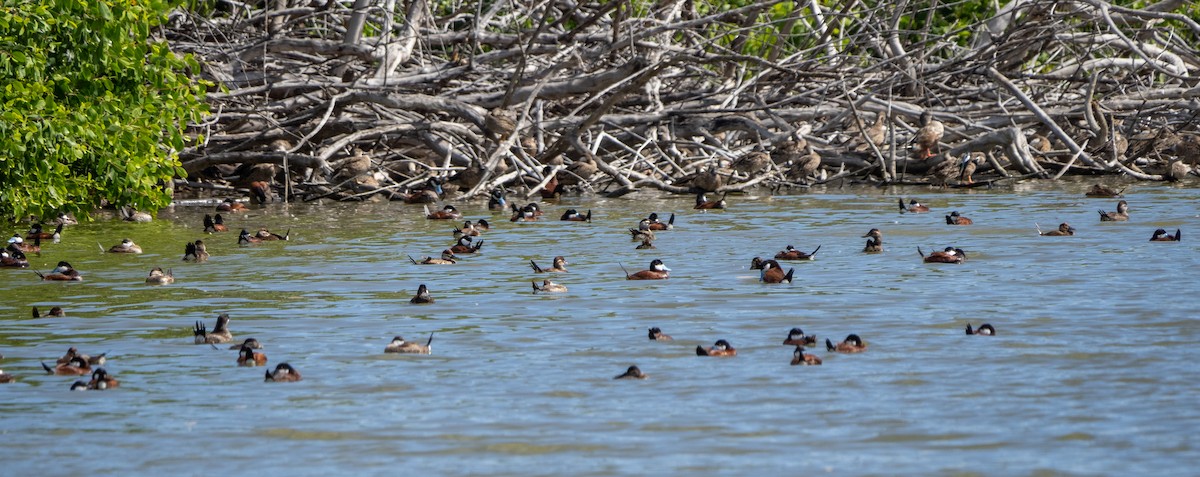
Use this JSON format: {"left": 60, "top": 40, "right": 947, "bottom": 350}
{"left": 0, "top": 0, "right": 207, "bottom": 222}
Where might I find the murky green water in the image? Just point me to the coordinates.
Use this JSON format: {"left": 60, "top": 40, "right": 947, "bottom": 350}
{"left": 2, "top": 179, "right": 1199, "bottom": 475}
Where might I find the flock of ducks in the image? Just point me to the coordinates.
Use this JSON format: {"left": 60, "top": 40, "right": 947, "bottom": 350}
{"left": 0, "top": 181, "right": 1183, "bottom": 386}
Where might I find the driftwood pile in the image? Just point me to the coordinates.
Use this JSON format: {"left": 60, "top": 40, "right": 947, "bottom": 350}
{"left": 165, "top": 0, "right": 1200, "bottom": 203}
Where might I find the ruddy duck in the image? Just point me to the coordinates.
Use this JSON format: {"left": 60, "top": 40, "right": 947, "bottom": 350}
{"left": 635, "top": 238, "right": 655, "bottom": 249}
{"left": 410, "top": 284, "right": 435, "bottom": 304}
{"left": 7, "top": 234, "right": 39, "bottom": 254}
{"left": 965, "top": 323, "right": 996, "bottom": 336}
{"left": 42, "top": 356, "right": 91, "bottom": 375}
{"left": 532, "top": 280, "right": 568, "bottom": 294}
{"left": 265, "top": 363, "right": 302, "bottom": 382}
{"left": 539, "top": 166, "right": 565, "bottom": 199}
{"left": 70, "top": 380, "right": 89, "bottom": 390}
{"left": 238, "top": 229, "right": 260, "bottom": 245}
{"left": 826, "top": 334, "right": 867, "bottom": 353}
{"left": 782, "top": 328, "right": 816, "bottom": 346}
{"left": 487, "top": 188, "right": 507, "bottom": 211}
{"left": 510, "top": 203, "right": 543, "bottom": 222}
{"left": 255, "top": 228, "right": 290, "bottom": 240}
{"left": 108, "top": 238, "right": 143, "bottom": 254}
{"left": 449, "top": 236, "right": 483, "bottom": 254}
{"left": 1039, "top": 223, "right": 1075, "bottom": 236}
{"left": 1098, "top": 200, "right": 1129, "bottom": 221}
{"left": 918, "top": 246, "right": 966, "bottom": 264}
{"left": 384, "top": 333, "right": 433, "bottom": 354}
{"left": 248, "top": 181, "right": 273, "bottom": 204}
{"left": 204, "top": 213, "right": 229, "bottom": 233}
{"left": 862, "top": 228, "right": 883, "bottom": 253}
{"left": 56, "top": 347, "right": 106, "bottom": 366}
{"left": 622, "top": 259, "right": 670, "bottom": 280}
{"left": 453, "top": 221, "right": 482, "bottom": 239}
{"left": 898, "top": 198, "right": 930, "bottom": 213}
{"left": 911, "top": 111, "right": 944, "bottom": 158}
{"left": 641, "top": 213, "right": 674, "bottom": 231}
{"left": 694, "top": 192, "right": 727, "bottom": 210}
{"left": 695, "top": 339, "right": 737, "bottom": 357}
{"left": 425, "top": 204, "right": 463, "bottom": 220}
{"left": 774, "top": 245, "right": 821, "bottom": 260}
{"left": 1, "top": 249, "right": 29, "bottom": 268}
{"left": 230, "top": 338, "right": 264, "bottom": 350}
{"left": 26, "top": 223, "right": 64, "bottom": 241}
{"left": 1085, "top": 184, "right": 1123, "bottom": 197}
{"left": 401, "top": 178, "right": 443, "bottom": 204}
{"left": 195, "top": 313, "right": 234, "bottom": 344}
{"left": 0, "top": 369, "right": 14, "bottom": 383}
{"left": 629, "top": 227, "right": 655, "bottom": 242}
{"left": 35, "top": 261, "right": 82, "bottom": 281}
{"left": 237, "top": 345, "right": 268, "bottom": 366}
{"left": 87, "top": 368, "right": 120, "bottom": 390}
{"left": 1150, "top": 228, "right": 1181, "bottom": 242}
{"left": 183, "top": 240, "right": 209, "bottom": 262}
{"left": 791, "top": 346, "right": 823, "bottom": 366}
{"left": 945, "top": 211, "right": 973, "bottom": 225}
{"left": 32, "top": 306, "right": 65, "bottom": 318}
{"left": 614, "top": 365, "right": 647, "bottom": 380}
{"left": 409, "top": 249, "right": 458, "bottom": 265}
{"left": 216, "top": 198, "right": 248, "bottom": 212}
{"left": 648, "top": 327, "right": 673, "bottom": 341}
{"left": 145, "top": 267, "right": 175, "bottom": 285}
{"left": 759, "top": 260, "right": 795, "bottom": 284}
{"left": 559, "top": 209, "right": 592, "bottom": 222}
{"left": 530, "top": 256, "right": 568, "bottom": 273}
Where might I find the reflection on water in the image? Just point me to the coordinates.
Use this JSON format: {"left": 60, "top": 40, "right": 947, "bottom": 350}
{"left": 2, "top": 179, "right": 1199, "bottom": 475}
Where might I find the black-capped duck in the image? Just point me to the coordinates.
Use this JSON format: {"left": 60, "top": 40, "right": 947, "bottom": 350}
{"left": 255, "top": 228, "right": 290, "bottom": 241}
{"left": 195, "top": 313, "right": 233, "bottom": 345}
{"left": 385, "top": 334, "right": 434, "bottom": 354}
{"left": 216, "top": 198, "right": 247, "bottom": 212}
{"left": 453, "top": 220, "right": 482, "bottom": 239}
{"left": 145, "top": 267, "right": 174, "bottom": 285}
{"left": 648, "top": 327, "right": 673, "bottom": 341}
{"left": 775, "top": 245, "right": 821, "bottom": 260}
{"left": 791, "top": 346, "right": 823, "bottom": 366}
{"left": 238, "top": 229, "right": 259, "bottom": 245}
{"left": 695, "top": 339, "right": 737, "bottom": 357}
{"left": 87, "top": 368, "right": 120, "bottom": 390}
{"left": 510, "top": 202, "right": 544, "bottom": 222}
{"left": 826, "top": 334, "right": 867, "bottom": 353}
{"left": 108, "top": 238, "right": 143, "bottom": 254}
{"left": 539, "top": 166, "right": 564, "bottom": 199}
{"left": 0, "top": 369, "right": 14, "bottom": 383}
{"left": 487, "top": 187, "right": 507, "bottom": 210}
{"left": 898, "top": 198, "right": 930, "bottom": 213}
{"left": 641, "top": 213, "right": 674, "bottom": 231}
{"left": 203, "top": 213, "right": 229, "bottom": 233}
{"left": 475, "top": 219, "right": 491, "bottom": 232}
{"left": 1085, "top": 184, "right": 1123, "bottom": 197}
{"left": 532, "top": 280, "right": 567, "bottom": 294}
{"left": 183, "top": 240, "right": 209, "bottom": 262}
{"left": 560, "top": 209, "right": 592, "bottom": 222}
{"left": 229, "top": 338, "right": 264, "bottom": 350}
{"left": 56, "top": 347, "right": 106, "bottom": 366}
{"left": 629, "top": 227, "right": 655, "bottom": 242}
{"left": 449, "top": 236, "right": 483, "bottom": 254}
{"left": 70, "top": 380, "right": 89, "bottom": 390}
{"left": 911, "top": 111, "right": 944, "bottom": 158}
{"left": 1039, "top": 223, "right": 1075, "bottom": 236}
{"left": 410, "top": 284, "right": 435, "bottom": 304}
{"left": 237, "top": 345, "right": 268, "bottom": 366}
{"left": 26, "top": 223, "right": 63, "bottom": 241}
{"left": 35, "top": 261, "right": 82, "bottom": 281}
{"left": 409, "top": 249, "right": 458, "bottom": 265}
{"left": 7, "top": 234, "right": 39, "bottom": 254}
{"left": 1150, "top": 228, "right": 1181, "bottom": 242}
{"left": 694, "top": 192, "right": 727, "bottom": 210}
{"left": 965, "top": 323, "right": 996, "bottom": 336}
{"left": 425, "top": 204, "right": 463, "bottom": 220}
{"left": 32, "top": 306, "right": 65, "bottom": 318}
{"left": 946, "top": 211, "right": 973, "bottom": 225}
{"left": 918, "top": 246, "right": 966, "bottom": 264}
{"left": 636, "top": 238, "right": 655, "bottom": 249}
{"left": 782, "top": 328, "right": 817, "bottom": 346}
{"left": 614, "top": 365, "right": 647, "bottom": 380}
{"left": 1, "top": 249, "right": 29, "bottom": 268}
{"left": 759, "top": 260, "right": 795, "bottom": 284}
{"left": 265, "top": 363, "right": 301, "bottom": 382}
{"left": 1098, "top": 200, "right": 1129, "bottom": 221}
{"left": 401, "top": 178, "right": 443, "bottom": 204}
{"left": 863, "top": 228, "right": 883, "bottom": 253}
{"left": 622, "top": 259, "right": 670, "bottom": 280}
{"left": 42, "top": 356, "right": 91, "bottom": 375}
{"left": 530, "top": 256, "right": 568, "bottom": 273}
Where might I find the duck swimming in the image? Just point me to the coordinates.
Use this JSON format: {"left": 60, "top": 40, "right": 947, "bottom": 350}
{"left": 696, "top": 339, "right": 737, "bottom": 357}
{"left": 825, "top": 334, "right": 867, "bottom": 353}
{"left": 965, "top": 323, "right": 996, "bottom": 336}
{"left": 384, "top": 334, "right": 434, "bottom": 354}
{"left": 108, "top": 238, "right": 143, "bottom": 254}
{"left": 145, "top": 267, "right": 174, "bottom": 285}
{"left": 32, "top": 306, "right": 65, "bottom": 318}
{"left": 782, "top": 328, "right": 816, "bottom": 346}
{"left": 945, "top": 211, "right": 973, "bottom": 225}
{"left": 425, "top": 205, "right": 463, "bottom": 220}
{"left": 265, "top": 363, "right": 301, "bottom": 382}
{"left": 1098, "top": 200, "right": 1129, "bottom": 221}
{"left": 862, "top": 228, "right": 883, "bottom": 253}
{"left": 237, "top": 345, "right": 268, "bottom": 366}
{"left": 35, "top": 261, "right": 82, "bottom": 281}
{"left": 614, "top": 365, "right": 647, "bottom": 380}
{"left": 1039, "top": 223, "right": 1075, "bottom": 236}
{"left": 622, "top": 259, "right": 670, "bottom": 280}
{"left": 530, "top": 256, "right": 568, "bottom": 273}
{"left": 694, "top": 192, "right": 727, "bottom": 210}
{"left": 410, "top": 284, "right": 435, "bottom": 304}
{"left": 194, "top": 313, "right": 233, "bottom": 345}
{"left": 183, "top": 240, "right": 209, "bottom": 262}
{"left": 559, "top": 209, "right": 592, "bottom": 222}
{"left": 790, "top": 346, "right": 823, "bottom": 366}
{"left": 1149, "top": 228, "right": 1181, "bottom": 242}
{"left": 648, "top": 327, "right": 673, "bottom": 341}
{"left": 409, "top": 249, "right": 458, "bottom": 265}
{"left": 640, "top": 213, "right": 674, "bottom": 231}
{"left": 1085, "top": 184, "right": 1123, "bottom": 197}
{"left": 918, "top": 247, "right": 966, "bottom": 264}
{"left": 774, "top": 245, "right": 820, "bottom": 260}
{"left": 449, "top": 236, "right": 483, "bottom": 254}
{"left": 759, "top": 260, "right": 795, "bottom": 284}
{"left": 898, "top": 198, "right": 930, "bottom": 213}
{"left": 87, "top": 368, "right": 120, "bottom": 390}
{"left": 532, "top": 280, "right": 568, "bottom": 294}
{"left": 203, "top": 213, "right": 229, "bottom": 233}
